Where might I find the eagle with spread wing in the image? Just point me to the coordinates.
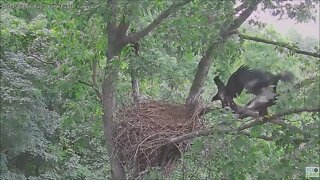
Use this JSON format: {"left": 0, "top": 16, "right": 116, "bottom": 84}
{"left": 212, "top": 65, "right": 294, "bottom": 116}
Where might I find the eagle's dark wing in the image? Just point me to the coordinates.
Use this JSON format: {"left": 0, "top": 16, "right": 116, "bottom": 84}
{"left": 243, "top": 70, "right": 294, "bottom": 95}
{"left": 244, "top": 70, "right": 272, "bottom": 95}
{"left": 225, "top": 65, "right": 252, "bottom": 98}
{"left": 269, "top": 71, "right": 295, "bottom": 92}
{"left": 212, "top": 76, "right": 240, "bottom": 110}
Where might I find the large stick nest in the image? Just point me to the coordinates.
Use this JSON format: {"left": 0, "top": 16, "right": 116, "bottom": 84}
{"left": 114, "top": 101, "right": 204, "bottom": 174}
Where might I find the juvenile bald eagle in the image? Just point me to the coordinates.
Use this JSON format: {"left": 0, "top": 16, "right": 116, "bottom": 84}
{"left": 227, "top": 66, "right": 293, "bottom": 96}
{"left": 212, "top": 66, "right": 294, "bottom": 115}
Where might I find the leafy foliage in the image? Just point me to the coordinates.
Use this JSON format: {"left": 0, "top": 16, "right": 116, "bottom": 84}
{"left": 1, "top": 0, "right": 319, "bottom": 179}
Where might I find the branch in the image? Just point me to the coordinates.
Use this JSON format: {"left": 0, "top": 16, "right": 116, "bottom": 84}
{"left": 118, "top": 15, "right": 130, "bottom": 38}
{"left": 270, "top": 119, "right": 311, "bottom": 138}
{"left": 127, "top": 0, "right": 192, "bottom": 43}
{"left": 198, "top": 107, "right": 214, "bottom": 116}
{"left": 169, "top": 125, "right": 274, "bottom": 144}
{"left": 241, "top": 131, "right": 274, "bottom": 141}
{"left": 169, "top": 106, "right": 319, "bottom": 144}
{"left": 27, "top": 53, "right": 55, "bottom": 65}
{"left": 265, "top": 107, "right": 320, "bottom": 120}
{"left": 238, "top": 33, "right": 320, "bottom": 58}
{"left": 186, "top": 0, "right": 260, "bottom": 105}
{"left": 108, "top": 0, "right": 118, "bottom": 22}
{"left": 234, "top": 1, "right": 248, "bottom": 14}
{"left": 92, "top": 58, "right": 98, "bottom": 87}
{"left": 228, "top": 0, "right": 262, "bottom": 32}
{"left": 169, "top": 127, "right": 232, "bottom": 144}
{"left": 237, "top": 106, "right": 320, "bottom": 131}
{"left": 117, "top": 1, "right": 134, "bottom": 38}
{"left": 293, "top": 76, "right": 318, "bottom": 89}
{"left": 78, "top": 80, "right": 102, "bottom": 100}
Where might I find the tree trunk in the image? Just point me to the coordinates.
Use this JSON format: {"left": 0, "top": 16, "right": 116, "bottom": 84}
{"left": 100, "top": 1, "right": 195, "bottom": 178}
{"left": 130, "top": 64, "right": 140, "bottom": 105}
{"left": 102, "top": 70, "right": 126, "bottom": 180}
{"left": 186, "top": 43, "right": 216, "bottom": 105}
{"left": 102, "top": 40, "right": 127, "bottom": 179}
{"left": 186, "top": 0, "right": 261, "bottom": 106}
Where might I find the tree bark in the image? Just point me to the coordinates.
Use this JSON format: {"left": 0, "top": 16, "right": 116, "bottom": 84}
{"left": 92, "top": 58, "right": 98, "bottom": 87}
{"left": 186, "top": 42, "right": 217, "bottom": 105}
{"left": 186, "top": 0, "right": 261, "bottom": 105}
{"left": 130, "top": 65, "right": 140, "bottom": 104}
{"left": 102, "top": 53, "right": 126, "bottom": 180}
{"left": 169, "top": 106, "right": 319, "bottom": 144}
{"left": 101, "top": 1, "right": 192, "bottom": 179}
{"left": 102, "top": 75, "right": 126, "bottom": 180}
{"left": 102, "top": 4, "right": 127, "bottom": 176}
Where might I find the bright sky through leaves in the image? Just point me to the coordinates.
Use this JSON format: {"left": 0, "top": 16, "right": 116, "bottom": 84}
{"left": 253, "top": 4, "right": 319, "bottom": 39}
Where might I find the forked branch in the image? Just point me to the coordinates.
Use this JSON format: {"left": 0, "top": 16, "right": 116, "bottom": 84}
{"left": 186, "top": 0, "right": 262, "bottom": 105}
{"left": 228, "top": 0, "right": 262, "bottom": 32}
{"left": 127, "top": 0, "right": 192, "bottom": 43}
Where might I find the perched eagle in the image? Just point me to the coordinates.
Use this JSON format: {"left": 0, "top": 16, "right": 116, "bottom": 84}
{"left": 212, "top": 65, "right": 294, "bottom": 116}
{"left": 244, "top": 87, "right": 277, "bottom": 116}
{"left": 225, "top": 65, "right": 294, "bottom": 97}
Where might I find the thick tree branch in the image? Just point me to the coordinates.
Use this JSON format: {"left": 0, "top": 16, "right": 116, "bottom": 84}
{"left": 116, "top": 2, "right": 134, "bottom": 39}
{"left": 130, "top": 63, "right": 141, "bottom": 105}
{"left": 266, "top": 107, "right": 320, "bottom": 120}
{"left": 118, "top": 15, "right": 130, "bottom": 38}
{"left": 169, "top": 106, "right": 319, "bottom": 144}
{"left": 186, "top": 43, "right": 217, "bottom": 105}
{"left": 78, "top": 80, "right": 102, "bottom": 100}
{"left": 108, "top": 0, "right": 118, "bottom": 21}
{"left": 228, "top": 0, "right": 262, "bottom": 32}
{"left": 169, "top": 126, "right": 276, "bottom": 144}
{"left": 234, "top": 2, "right": 248, "bottom": 14}
{"left": 186, "top": 0, "right": 261, "bottom": 105}
{"left": 238, "top": 33, "right": 320, "bottom": 58}
{"left": 106, "top": 0, "right": 128, "bottom": 58}
{"left": 169, "top": 127, "right": 232, "bottom": 144}
{"left": 237, "top": 107, "right": 320, "bottom": 131}
{"left": 127, "top": 0, "right": 192, "bottom": 43}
